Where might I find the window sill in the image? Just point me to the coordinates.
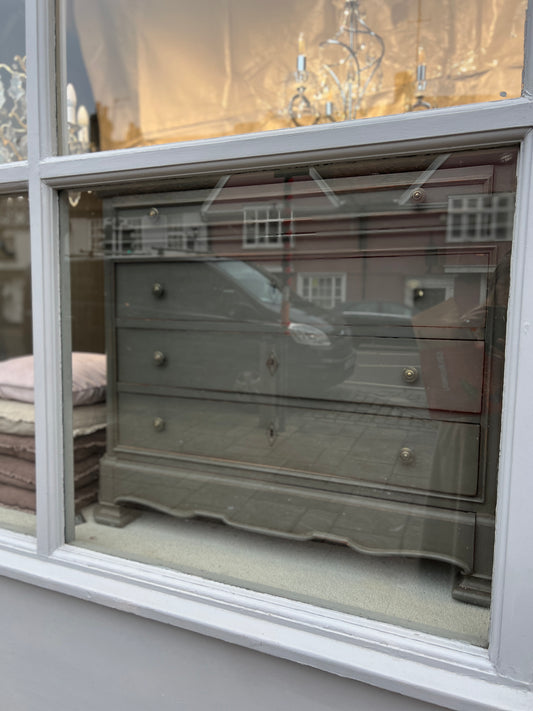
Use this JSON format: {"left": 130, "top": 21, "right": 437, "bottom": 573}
{"left": 0, "top": 524, "right": 530, "bottom": 711}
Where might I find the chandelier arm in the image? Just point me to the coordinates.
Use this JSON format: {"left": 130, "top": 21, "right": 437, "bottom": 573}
{"left": 331, "top": 8, "right": 386, "bottom": 66}
{"left": 320, "top": 38, "right": 366, "bottom": 119}
{"left": 347, "top": 52, "right": 362, "bottom": 120}
{"left": 320, "top": 37, "right": 381, "bottom": 72}
{"left": 356, "top": 20, "right": 386, "bottom": 60}
{"left": 321, "top": 62, "right": 348, "bottom": 116}
{"left": 9, "top": 111, "right": 27, "bottom": 129}
{"left": 1, "top": 136, "right": 24, "bottom": 161}
{"left": 288, "top": 91, "right": 319, "bottom": 127}
{"left": 354, "top": 35, "right": 385, "bottom": 112}
{"left": 356, "top": 58, "right": 383, "bottom": 108}
{"left": 411, "top": 97, "right": 432, "bottom": 110}
{"left": 0, "top": 64, "right": 17, "bottom": 76}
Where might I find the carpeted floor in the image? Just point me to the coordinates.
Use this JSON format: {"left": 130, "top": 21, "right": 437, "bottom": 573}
{"left": 72, "top": 502, "right": 490, "bottom": 647}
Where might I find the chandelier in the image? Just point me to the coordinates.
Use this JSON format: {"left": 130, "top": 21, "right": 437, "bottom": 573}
{"left": 0, "top": 55, "right": 27, "bottom": 162}
{"left": 0, "top": 55, "right": 90, "bottom": 163}
{"left": 283, "top": 0, "right": 385, "bottom": 126}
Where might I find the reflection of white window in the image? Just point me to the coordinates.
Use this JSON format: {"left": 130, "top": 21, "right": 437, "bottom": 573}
{"left": 141, "top": 211, "right": 208, "bottom": 253}
{"left": 103, "top": 208, "right": 208, "bottom": 255}
{"left": 89, "top": 217, "right": 105, "bottom": 253}
{"left": 405, "top": 275, "right": 455, "bottom": 309}
{"left": 446, "top": 193, "right": 515, "bottom": 242}
{"left": 242, "top": 206, "right": 293, "bottom": 248}
{"left": 165, "top": 212, "right": 208, "bottom": 253}
{"left": 297, "top": 273, "right": 346, "bottom": 309}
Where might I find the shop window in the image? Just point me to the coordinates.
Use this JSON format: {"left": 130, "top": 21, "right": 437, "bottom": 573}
{"left": 63, "top": 147, "right": 517, "bottom": 645}
{"left": 0, "top": 0, "right": 530, "bottom": 704}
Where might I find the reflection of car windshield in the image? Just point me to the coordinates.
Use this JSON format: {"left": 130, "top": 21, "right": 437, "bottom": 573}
{"left": 214, "top": 260, "right": 330, "bottom": 316}
{"left": 215, "top": 261, "right": 283, "bottom": 305}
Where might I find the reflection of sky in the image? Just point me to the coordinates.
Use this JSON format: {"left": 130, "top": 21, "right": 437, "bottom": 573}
{"left": 0, "top": 0, "right": 25, "bottom": 63}
{"left": 0, "top": 0, "right": 95, "bottom": 119}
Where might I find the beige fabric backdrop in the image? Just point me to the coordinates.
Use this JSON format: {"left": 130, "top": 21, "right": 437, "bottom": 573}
{"left": 71, "top": 0, "right": 527, "bottom": 149}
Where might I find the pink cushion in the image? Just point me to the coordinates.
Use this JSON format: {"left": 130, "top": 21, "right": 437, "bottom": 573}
{"left": 0, "top": 353, "right": 106, "bottom": 406}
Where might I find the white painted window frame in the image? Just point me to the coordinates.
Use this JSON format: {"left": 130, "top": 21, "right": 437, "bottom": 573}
{"left": 242, "top": 204, "right": 293, "bottom": 248}
{"left": 0, "top": 1, "right": 531, "bottom": 709}
{"left": 446, "top": 193, "right": 516, "bottom": 243}
{"left": 297, "top": 272, "right": 347, "bottom": 309}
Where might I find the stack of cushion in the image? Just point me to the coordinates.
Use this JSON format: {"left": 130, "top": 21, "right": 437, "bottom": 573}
{"left": 0, "top": 353, "right": 106, "bottom": 513}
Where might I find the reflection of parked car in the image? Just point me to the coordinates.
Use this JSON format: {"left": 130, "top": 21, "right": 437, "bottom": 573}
{"left": 116, "top": 258, "right": 355, "bottom": 400}
{"left": 215, "top": 260, "right": 356, "bottom": 394}
{"left": 335, "top": 300, "right": 414, "bottom": 339}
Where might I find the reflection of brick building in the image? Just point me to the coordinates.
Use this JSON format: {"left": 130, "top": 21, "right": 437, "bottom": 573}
{"left": 95, "top": 153, "right": 515, "bottom": 327}
{"left": 198, "top": 154, "right": 514, "bottom": 321}
{"left": 0, "top": 195, "right": 32, "bottom": 359}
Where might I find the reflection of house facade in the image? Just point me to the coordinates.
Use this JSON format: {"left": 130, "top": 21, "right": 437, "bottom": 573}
{"left": 0, "top": 196, "right": 32, "bottom": 358}
{"left": 101, "top": 156, "right": 513, "bottom": 319}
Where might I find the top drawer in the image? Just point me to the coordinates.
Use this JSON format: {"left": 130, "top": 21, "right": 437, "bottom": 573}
{"left": 113, "top": 259, "right": 488, "bottom": 337}
{"left": 115, "top": 261, "right": 196, "bottom": 321}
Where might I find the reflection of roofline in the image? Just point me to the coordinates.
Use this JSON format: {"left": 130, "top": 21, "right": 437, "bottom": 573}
{"left": 309, "top": 168, "right": 343, "bottom": 208}
{"left": 201, "top": 168, "right": 343, "bottom": 219}
{"left": 200, "top": 174, "right": 230, "bottom": 220}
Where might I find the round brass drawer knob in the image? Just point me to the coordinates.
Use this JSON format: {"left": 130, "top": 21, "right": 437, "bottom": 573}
{"left": 153, "top": 417, "right": 165, "bottom": 432}
{"left": 153, "top": 350, "right": 166, "bottom": 366}
{"left": 399, "top": 447, "right": 415, "bottom": 465}
{"left": 402, "top": 366, "right": 419, "bottom": 384}
{"left": 410, "top": 187, "right": 426, "bottom": 203}
{"left": 152, "top": 282, "right": 165, "bottom": 298}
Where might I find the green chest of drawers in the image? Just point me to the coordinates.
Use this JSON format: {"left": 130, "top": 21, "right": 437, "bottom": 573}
{"left": 95, "top": 253, "right": 501, "bottom": 607}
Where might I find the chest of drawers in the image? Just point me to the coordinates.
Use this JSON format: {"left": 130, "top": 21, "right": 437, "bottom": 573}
{"left": 96, "top": 252, "right": 501, "bottom": 607}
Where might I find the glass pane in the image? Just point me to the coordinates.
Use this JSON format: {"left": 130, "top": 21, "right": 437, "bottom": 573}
{"left": 0, "top": 193, "right": 34, "bottom": 535}
{"left": 59, "top": 0, "right": 527, "bottom": 153}
{"left": 0, "top": 0, "right": 26, "bottom": 162}
{"left": 64, "top": 146, "right": 517, "bottom": 645}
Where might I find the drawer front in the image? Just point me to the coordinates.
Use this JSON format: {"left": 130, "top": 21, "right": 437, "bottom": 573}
{"left": 115, "top": 260, "right": 245, "bottom": 322}
{"left": 116, "top": 325, "right": 356, "bottom": 401}
{"left": 116, "top": 325, "right": 272, "bottom": 394}
{"left": 351, "top": 338, "right": 484, "bottom": 413}
{"left": 111, "top": 255, "right": 486, "bottom": 340}
{"left": 115, "top": 262, "right": 187, "bottom": 320}
{"left": 117, "top": 326, "right": 483, "bottom": 413}
{"left": 116, "top": 392, "right": 480, "bottom": 497}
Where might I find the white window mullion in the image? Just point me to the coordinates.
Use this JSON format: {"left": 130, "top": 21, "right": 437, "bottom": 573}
{"left": 523, "top": 0, "right": 533, "bottom": 98}
{"left": 489, "top": 129, "right": 533, "bottom": 684}
{"left": 26, "top": 0, "right": 65, "bottom": 555}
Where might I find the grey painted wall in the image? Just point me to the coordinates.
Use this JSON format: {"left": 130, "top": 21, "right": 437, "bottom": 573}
{"left": 0, "top": 576, "right": 449, "bottom": 711}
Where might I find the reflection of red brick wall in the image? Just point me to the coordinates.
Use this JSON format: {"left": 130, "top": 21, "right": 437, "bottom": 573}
{"left": 205, "top": 161, "right": 515, "bottom": 310}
